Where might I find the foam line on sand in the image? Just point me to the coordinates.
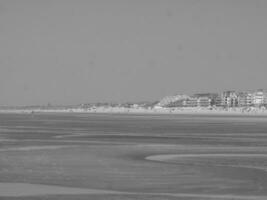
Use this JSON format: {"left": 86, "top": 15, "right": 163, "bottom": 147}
{"left": 146, "top": 153, "right": 267, "bottom": 161}
{"left": 0, "top": 145, "right": 76, "bottom": 152}
{"left": 0, "top": 183, "right": 267, "bottom": 199}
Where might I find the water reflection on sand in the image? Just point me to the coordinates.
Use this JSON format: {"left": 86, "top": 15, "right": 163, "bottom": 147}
{"left": 1, "top": 113, "right": 267, "bottom": 199}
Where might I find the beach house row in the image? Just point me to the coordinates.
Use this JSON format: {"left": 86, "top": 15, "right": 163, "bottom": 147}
{"left": 157, "top": 89, "right": 267, "bottom": 108}
{"left": 221, "top": 90, "right": 267, "bottom": 107}
{"left": 158, "top": 93, "right": 219, "bottom": 108}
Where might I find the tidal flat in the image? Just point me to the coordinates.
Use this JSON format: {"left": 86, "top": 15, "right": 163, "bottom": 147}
{"left": 1, "top": 113, "right": 267, "bottom": 200}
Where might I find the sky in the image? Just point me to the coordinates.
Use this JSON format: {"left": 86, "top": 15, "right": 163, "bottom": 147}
{"left": 1, "top": 0, "right": 267, "bottom": 106}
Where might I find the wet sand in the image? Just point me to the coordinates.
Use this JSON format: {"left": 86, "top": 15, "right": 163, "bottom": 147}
{"left": 1, "top": 113, "right": 267, "bottom": 199}
{"left": 0, "top": 183, "right": 126, "bottom": 197}
{"left": 1, "top": 182, "right": 267, "bottom": 199}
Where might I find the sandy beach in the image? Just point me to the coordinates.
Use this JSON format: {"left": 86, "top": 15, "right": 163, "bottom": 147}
{"left": 1, "top": 106, "right": 267, "bottom": 116}
{"left": 1, "top": 113, "right": 267, "bottom": 200}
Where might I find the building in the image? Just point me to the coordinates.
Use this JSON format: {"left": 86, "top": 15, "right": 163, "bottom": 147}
{"left": 264, "top": 92, "right": 267, "bottom": 107}
{"left": 167, "top": 99, "right": 184, "bottom": 107}
{"left": 193, "top": 93, "right": 219, "bottom": 107}
{"left": 183, "top": 97, "right": 198, "bottom": 107}
{"left": 167, "top": 97, "right": 198, "bottom": 107}
{"left": 215, "top": 95, "right": 223, "bottom": 107}
{"left": 197, "top": 97, "right": 212, "bottom": 107}
{"left": 252, "top": 90, "right": 266, "bottom": 107}
{"left": 222, "top": 91, "right": 238, "bottom": 107}
{"left": 157, "top": 90, "right": 267, "bottom": 109}
{"left": 158, "top": 94, "right": 189, "bottom": 107}
{"left": 237, "top": 92, "right": 253, "bottom": 107}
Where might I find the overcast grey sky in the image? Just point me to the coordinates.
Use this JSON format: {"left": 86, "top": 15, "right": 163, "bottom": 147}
{"left": 1, "top": 0, "right": 267, "bottom": 105}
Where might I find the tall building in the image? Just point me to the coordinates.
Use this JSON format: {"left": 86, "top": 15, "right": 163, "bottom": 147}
{"left": 237, "top": 92, "right": 253, "bottom": 107}
{"left": 215, "top": 95, "right": 223, "bottom": 107}
{"left": 252, "top": 89, "right": 266, "bottom": 107}
{"left": 222, "top": 91, "right": 238, "bottom": 107}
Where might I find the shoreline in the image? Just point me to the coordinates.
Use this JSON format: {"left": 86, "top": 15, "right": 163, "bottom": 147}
{"left": 1, "top": 182, "right": 266, "bottom": 199}
{"left": 1, "top": 107, "right": 267, "bottom": 116}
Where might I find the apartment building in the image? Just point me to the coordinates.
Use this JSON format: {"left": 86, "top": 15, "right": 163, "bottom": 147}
{"left": 183, "top": 97, "right": 198, "bottom": 107}
{"left": 193, "top": 93, "right": 218, "bottom": 107}
{"left": 222, "top": 91, "right": 238, "bottom": 107}
{"left": 158, "top": 94, "right": 189, "bottom": 107}
{"left": 197, "top": 97, "right": 212, "bottom": 107}
{"left": 168, "top": 93, "right": 218, "bottom": 108}
{"left": 215, "top": 95, "right": 223, "bottom": 107}
{"left": 237, "top": 92, "right": 253, "bottom": 107}
{"left": 252, "top": 90, "right": 266, "bottom": 107}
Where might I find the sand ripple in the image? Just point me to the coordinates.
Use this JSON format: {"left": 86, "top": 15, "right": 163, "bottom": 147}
{"left": 0, "top": 182, "right": 266, "bottom": 199}
{"left": 0, "top": 145, "right": 76, "bottom": 152}
{"left": 146, "top": 153, "right": 267, "bottom": 161}
{"left": 0, "top": 183, "right": 124, "bottom": 197}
